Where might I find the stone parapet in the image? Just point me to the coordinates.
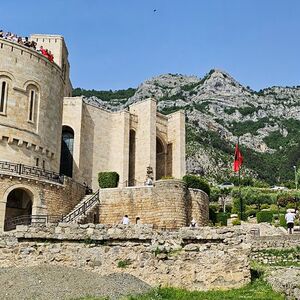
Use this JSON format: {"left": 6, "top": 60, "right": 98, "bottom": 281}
{"left": 0, "top": 224, "right": 251, "bottom": 290}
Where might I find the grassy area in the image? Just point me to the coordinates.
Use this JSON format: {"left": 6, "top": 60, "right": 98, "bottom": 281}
{"left": 77, "top": 279, "right": 284, "bottom": 300}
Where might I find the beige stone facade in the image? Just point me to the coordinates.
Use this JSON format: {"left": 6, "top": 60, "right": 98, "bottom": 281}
{"left": 63, "top": 97, "right": 186, "bottom": 190}
{"left": 0, "top": 37, "right": 65, "bottom": 172}
{"left": 0, "top": 33, "right": 189, "bottom": 233}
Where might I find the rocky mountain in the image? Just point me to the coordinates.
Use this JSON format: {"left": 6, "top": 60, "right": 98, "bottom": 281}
{"left": 73, "top": 69, "right": 300, "bottom": 184}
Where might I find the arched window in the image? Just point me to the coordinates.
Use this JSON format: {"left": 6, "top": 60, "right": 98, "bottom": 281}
{"left": 0, "top": 79, "right": 8, "bottom": 114}
{"left": 28, "top": 90, "right": 35, "bottom": 122}
{"left": 26, "top": 85, "right": 39, "bottom": 123}
{"left": 60, "top": 125, "right": 74, "bottom": 178}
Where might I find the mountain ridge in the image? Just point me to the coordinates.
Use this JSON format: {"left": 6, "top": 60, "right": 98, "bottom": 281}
{"left": 73, "top": 69, "right": 300, "bottom": 185}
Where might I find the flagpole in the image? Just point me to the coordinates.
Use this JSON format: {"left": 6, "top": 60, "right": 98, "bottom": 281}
{"left": 238, "top": 136, "right": 242, "bottom": 220}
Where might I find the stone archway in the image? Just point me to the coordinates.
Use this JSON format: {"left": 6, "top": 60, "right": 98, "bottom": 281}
{"left": 4, "top": 188, "right": 33, "bottom": 230}
{"left": 156, "top": 136, "right": 167, "bottom": 180}
{"left": 60, "top": 125, "right": 74, "bottom": 178}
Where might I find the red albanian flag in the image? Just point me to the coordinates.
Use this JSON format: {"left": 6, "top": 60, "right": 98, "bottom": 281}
{"left": 233, "top": 144, "right": 243, "bottom": 172}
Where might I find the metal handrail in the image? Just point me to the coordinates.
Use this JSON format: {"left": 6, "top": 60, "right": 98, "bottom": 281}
{"left": 0, "top": 161, "right": 64, "bottom": 184}
{"left": 62, "top": 190, "right": 99, "bottom": 223}
{"left": 4, "top": 214, "right": 63, "bottom": 231}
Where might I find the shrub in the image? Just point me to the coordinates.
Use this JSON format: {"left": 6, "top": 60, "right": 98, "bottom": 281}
{"left": 216, "top": 212, "right": 230, "bottom": 226}
{"left": 232, "top": 197, "right": 247, "bottom": 221}
{"left": 260, "top": 204, "right": 270, "bottom": 210}
{"left": 117, "top": 259, "right": 131, "bottom": 268}
{"left": 209, "top": 207, "right": 217, "bottom": 224}
{"left": 225, "top": 204, "right": 232, "bottom": 213}
{"left": 183, "top": 175, "right": 210, "bottom": 196}
{"left": 279, "top": 214, "right": 287, "bottom": 228}
{"left": 246, "top": 209, "right": 257, "bottom": 217}
{"left": 256, "top": 211, "right": 273, "bottom": 223}
{"left": 98, "top": 172, "right": 119, "bottom": 188}
{"left": 232, "top": 219, "right": 241, "bottom": 226}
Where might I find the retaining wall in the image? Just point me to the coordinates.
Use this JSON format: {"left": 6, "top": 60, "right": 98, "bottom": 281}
{"left": 0, "top": 224, "right": 251, "bottom": 291}
{"left": 99, "top": 180, "right": 209, "bottom": 229}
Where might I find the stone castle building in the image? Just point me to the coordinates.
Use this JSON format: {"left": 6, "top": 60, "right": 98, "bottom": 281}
{"left": 0, "top": 34, "right": 208, "bottom": 231}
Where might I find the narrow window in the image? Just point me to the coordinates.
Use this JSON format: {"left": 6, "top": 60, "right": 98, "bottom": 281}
{"left": 0, "top": 81, "right": 7, "bottom": 113}
{"left": 28, "top": 90, "right": 35, "bottom": 122}
{"left": 42, "top": 160, "right": 45, "bottom": 169}
{"left": 36, "top": 158, "right": 39, "bottom": 167}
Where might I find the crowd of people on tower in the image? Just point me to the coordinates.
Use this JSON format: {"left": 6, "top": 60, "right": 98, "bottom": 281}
{"left": 0, "top": 29, "right": 54, "bottom": 63}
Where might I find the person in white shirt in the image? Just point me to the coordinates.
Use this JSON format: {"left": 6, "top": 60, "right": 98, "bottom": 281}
{"left": 285, "top": 209, "right": 296, "bottom": 234}
{"left": 189, "top": 218, "right": 198, "bottom": 228}
{"left": 122, "top": 215, "right": 130, "bottom": 225}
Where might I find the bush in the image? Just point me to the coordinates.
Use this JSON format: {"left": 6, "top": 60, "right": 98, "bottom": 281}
{"left": 183, "top": 175, "right": 210, "bottom": 196}
{"left": 246, "top": 209, "right": 257, "bottom": 217}
{"left": 256, "top": 211, "right": 273, "bottom": 223}
{"left": 209, "top": 207, "right": 217, "bottom": 224}
{"left": 216, "top": 212, "right": 230, "bottom": 226}
{"left": 98, "top": 172, "right": 119, "bottom": 188}
{"left": 117, "top": 259, "right": 131, "bottom": 268}
{"left": 279, "top": 214, "right": 287, "bottom": 228}
{"left": 232, "top": 197, "right": 247, "bottom": 221}
{"left": 225, "top": 204, "right": 232, "bottom": 213}
{"left": 260, "top": 204, "right": 270, "bottom": 210}
{"left": 232, "top": 219, "right": 241, "bottom": 226}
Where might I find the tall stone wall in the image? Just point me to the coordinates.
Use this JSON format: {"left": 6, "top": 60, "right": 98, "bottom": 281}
{"left": 167, "top": 110, "right": 186, "bottom": 179}
{"left": 0, "top": 224, "right": 251, "bottom": 291}
{"left": 62, "top": 97, "right": 84, "bottom": 183}
{"left": 0, "top": 174, "right": 85, "bottom": 231}
{"left": 0, "top": 38, "right": 64, "bottom": 172}
{"left": 99, "top": 180, "right": 209, "bottom": 229}
{"left": 62, "top": 98, "right": 186, "bottom": 189}
{"left": 30, "top": 34, "right": 72, "bottom": 97}
{"left": 129, "top": 99, "right": 157, "bottom": 184}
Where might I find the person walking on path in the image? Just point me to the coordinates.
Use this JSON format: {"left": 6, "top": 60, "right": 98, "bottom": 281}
{"left": 285, "top": 209, "right": 296, "bottom": 234}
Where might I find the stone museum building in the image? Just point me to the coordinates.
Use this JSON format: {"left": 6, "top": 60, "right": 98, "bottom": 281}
{"left": 0, "top": 34, "right": 208, "bottom": 231}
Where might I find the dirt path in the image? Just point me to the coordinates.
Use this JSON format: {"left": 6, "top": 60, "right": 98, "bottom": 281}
{"left": 0, "top": 265, "right": 151, "bottom": 300}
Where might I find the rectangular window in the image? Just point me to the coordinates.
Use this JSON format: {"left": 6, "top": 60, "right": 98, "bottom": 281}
{"left": 28, "top": 90, "right": 35, "bottom": 122}
{"left": 0, "top": 81, "right": 7, "bottom": 113}
{"left": 42, "top": 160, "right": 45, "bottom": 169}
{"left": 36, "top": 157, "right": 39, "bottom": 167}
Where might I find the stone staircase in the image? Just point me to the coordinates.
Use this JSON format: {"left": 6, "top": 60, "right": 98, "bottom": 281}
{"left": 62, "top": 190, "right": 99, "bottom": 223}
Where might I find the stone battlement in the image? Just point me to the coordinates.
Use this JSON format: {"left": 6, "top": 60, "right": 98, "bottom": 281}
{"left": 0, "top": 38, "right": 62, "bottom": 75}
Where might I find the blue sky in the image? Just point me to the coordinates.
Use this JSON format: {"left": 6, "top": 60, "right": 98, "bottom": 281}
{"left": 2, "top": 0, "right": 300, "bottom": 90}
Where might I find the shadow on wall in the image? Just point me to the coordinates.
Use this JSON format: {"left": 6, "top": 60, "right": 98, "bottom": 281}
{"left": 79, "top": 105, "right": 94, "bottom": 187}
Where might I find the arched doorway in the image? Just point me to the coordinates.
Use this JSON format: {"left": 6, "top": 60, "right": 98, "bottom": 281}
{"left": 4, "top": 188, "right": 32, "bottom": 230}
{"left": 156, "top": 137, "right": 167, "bottom": 180}
{"left": 128, "top": 130, "right": 136, "bottom": 186}
{"left": 60, "top": 125, "right": 74, "bottom": 178}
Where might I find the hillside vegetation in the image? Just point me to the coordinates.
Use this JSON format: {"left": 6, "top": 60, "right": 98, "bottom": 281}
{"left": 73, "top": 69, "right": 300, "bottom": 185}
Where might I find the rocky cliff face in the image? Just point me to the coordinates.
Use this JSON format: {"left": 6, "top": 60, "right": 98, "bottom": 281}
{"left": 81, "top": 70, "right": 300, "bottom": 184}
